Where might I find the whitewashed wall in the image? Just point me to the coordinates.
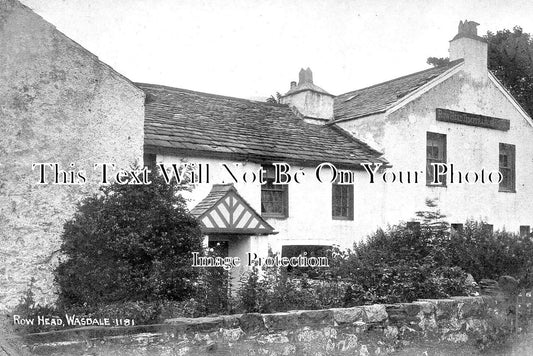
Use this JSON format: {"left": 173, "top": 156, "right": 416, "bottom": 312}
{"left": 337, "top": 68, "right": 533, "bottom": 232}
{"left": 156, "top": 154, "right": 388, "bottom": 257}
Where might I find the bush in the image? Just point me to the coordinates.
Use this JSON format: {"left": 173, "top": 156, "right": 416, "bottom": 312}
{"left": 193, "top": 250, "right": 234, "bottom": 316}
{"left": 437, "top": 220, "right": 533, "bottom": 285}
{"left": 11, "top": 278, "right": 63, "bottom": 334}
{"left": 237, "top": 258, "right": 346, "bottom": 313}
{"left": 54, "top": 172, "right": 203, "bottom": 308}
{"left": 328, "top": 202, "right": 477, "bottom": 305}
{"left": 339, "top": 258, "right": 472, "bottom": 306}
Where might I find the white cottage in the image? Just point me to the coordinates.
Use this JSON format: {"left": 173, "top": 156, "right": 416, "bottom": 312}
{"left": 139, "top": 20, "right": 533, "bottom": 270}
{"left": 331, "top": 21, "right": 533, "bottom": 235}
{"left": 139, "top": 82, "right": 387, "bottom": 272}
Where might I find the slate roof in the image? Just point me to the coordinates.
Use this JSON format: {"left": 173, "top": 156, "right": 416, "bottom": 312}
{"left": 138, "top": 83, "right": 386, "bottom": 168}
{"left": 334, "top": 59, "right": 464, "bottom": 122}
{"left": 190, "top": 184, "right": 234, "bottom": 218}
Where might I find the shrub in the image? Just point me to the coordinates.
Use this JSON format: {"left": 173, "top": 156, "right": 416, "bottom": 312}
{"left": 330, "top": 202, "right": 476, "bottom": 305}
{"left": 437, "top": 220, "right": 533, "bottom": 285}
{"left": 11, "top": 278, "right": 63, "bottom": 334}
{"left": 54, "top": 172, "right": 203, "bottom": 308}
{"left": 193, "top": 250, "right": 234, "bottom": 315}
{"left": 340, "top": 258, "right": 472, "bottom": 306}
{"left": 237, "top": 258, "right": 346, "bottom": 313}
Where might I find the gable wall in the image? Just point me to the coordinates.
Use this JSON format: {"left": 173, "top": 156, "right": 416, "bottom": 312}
{"left": 337, "top": 68, "right": 533, "bottom": 231}
{"left": 0, "top": 1, "right": 145, "bottom": 311}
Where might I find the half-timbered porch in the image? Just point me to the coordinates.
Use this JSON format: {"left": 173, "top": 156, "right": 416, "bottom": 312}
{"left": 190, "top": 184, "right": 276, "bottom": 280}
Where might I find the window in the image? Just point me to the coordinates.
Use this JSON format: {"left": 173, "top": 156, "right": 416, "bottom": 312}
{"left": 261, "top": 165, "right": 288, "bottom": 218}
{"left": 520, "top": 226, "right": 530, "bottom": 237}
{"left": 426, "top": 132, "right": 447, "bottom": 186}
{"left": 332, "top": 183, "right": 354, "bottom": 220}
{"left": 499, "top": 143, "right": 516, "bottom": 192}
{"left": 451, "top": 223, "right": 464, "bottom": 233}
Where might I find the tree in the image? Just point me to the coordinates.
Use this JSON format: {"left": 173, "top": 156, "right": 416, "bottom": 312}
{"left": 266, "top": 92, "right": 282, "bottom": 104}
{"left": 54, "top": 172, "right": 203, "bottom": 307}
{"left": 426, "top": 57, "right": 450, "bottom": 67}
{"left": 427, "top": 26, "right": 533, "bottom": 117}
{"left": 486, "top": 27, "right": 533, "bottom": 117}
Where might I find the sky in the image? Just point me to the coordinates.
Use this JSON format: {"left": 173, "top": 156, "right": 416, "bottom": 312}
{"left": 20, "top": 0, "right": 533, "bottom": 100}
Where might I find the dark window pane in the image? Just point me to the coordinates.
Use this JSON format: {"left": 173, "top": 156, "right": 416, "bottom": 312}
{"left": 499, "top": 143, "right": 515, "bottom": 192}
{"left": 332, "top": 184, "right": 354, "bottom": 220}
{"left": 426, "top": 132, "right": 446, "bottom": 186}
{"left": 261, "top": 166, "right": 288, "bottom": 217}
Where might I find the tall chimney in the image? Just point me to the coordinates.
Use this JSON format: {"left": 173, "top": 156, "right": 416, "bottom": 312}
{"left": 449, "top": 20, "right": 488, "bottom": 82}
{"left": 280, "top": 68, "right": 334, "bottom": 124}
{"left": 299, "top": 68, "right": 313, "bottom": 85}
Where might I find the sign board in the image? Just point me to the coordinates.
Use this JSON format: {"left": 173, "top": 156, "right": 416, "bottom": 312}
{"left": 436, "top": 108, "right": 510, "bottom": 131}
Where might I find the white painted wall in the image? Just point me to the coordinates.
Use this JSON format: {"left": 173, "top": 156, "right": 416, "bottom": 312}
{"left": 337, "top": 68, "right": 533, "bottom": 232}
{"left": 156, "top": 154, "right": 388, "bottom": 258}
{"left": 280, "top": 90, "right": 334, "bottom": 121}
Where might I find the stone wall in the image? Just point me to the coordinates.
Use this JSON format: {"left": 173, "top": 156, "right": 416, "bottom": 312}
{"left": 19, "top": 295, "right": 517, "bottom": 355}
{"left": 0, "top": 0, "right": 145, "bottom": 311}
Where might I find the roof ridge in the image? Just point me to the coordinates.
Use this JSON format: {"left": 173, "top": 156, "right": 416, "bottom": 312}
{"left": 337, "top": 59, "right": 464, "bottom": 98}
{"left": 136, "top": 82, "right": 289, "bottom": 108}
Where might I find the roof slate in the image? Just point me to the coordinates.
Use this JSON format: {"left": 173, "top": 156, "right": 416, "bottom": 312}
{"left": 138, "top": 83, "right": 385, "bottom": 167}
{"left": 334, "top": 60, "right": 463, "bottom": 122}
{"left": 190, "top": 184, "right": 233, "bottom": 217}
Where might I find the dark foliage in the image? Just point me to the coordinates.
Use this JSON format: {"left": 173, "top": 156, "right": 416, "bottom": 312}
{"left": 237, "top": 262, "right": 345, "bottom": 313}
{"left": 331, "top": 203, "right": 473, "bottom": 305}
{"left": 54, "top": 172, "right": 203, "bottom": 308}
{"left": 427, "top": 57, "right": 450, "bottom": 67}
{"left": 266, "top": 92, "right": 282, "bottom": 104}
{"left": 486, "top": 27, "right": 533, "bottom": 117}
{"left": 194, "top": 250, "right": 233, "bottom": 315}
{"left": 427, "top": 26, "right": 533, "bottom": 116}
{"left": 437, "top": 220, "right": 533, "bottom": 286}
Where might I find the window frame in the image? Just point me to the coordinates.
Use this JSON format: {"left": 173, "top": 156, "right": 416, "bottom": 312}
{"left": 261, "top": 165, "right": 289, "bottom": 218}
{"left": 451, "top": 223, "right": 464, "bottom": 233}
{"left": 426, "top": 132, "right": 447, "bottom": 186}
{"left": 332, "top": 183, "right": 354, "bottom": 221}
{"left": 499, "top": 143, "right": 516, "bottom": 193}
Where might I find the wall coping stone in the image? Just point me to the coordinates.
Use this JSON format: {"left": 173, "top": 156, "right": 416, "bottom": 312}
{"left": 19, "top": 294, "right": 513, "bottom": 352}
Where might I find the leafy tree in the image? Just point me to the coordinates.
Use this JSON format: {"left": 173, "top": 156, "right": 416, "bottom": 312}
{"left": 266, "top": 92, "right": 282, "bottom": 104}
{"left": 427, "top": 26, "right": 533, "bottom": 116}
{"left": 54, "top": 172, "right": 203, "bottom": 307}
{"left": 486, "top": 27, "right": 533, "bottom": 117}
{"left": 427, "top": 57, "right": 450, "bottom": 67}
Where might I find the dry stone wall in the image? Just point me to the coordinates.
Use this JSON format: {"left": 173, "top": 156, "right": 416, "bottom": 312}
{"left": 22, "top": 295, "right": 517, "bottom": 355}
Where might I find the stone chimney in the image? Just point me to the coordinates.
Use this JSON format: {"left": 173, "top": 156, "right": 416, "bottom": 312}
{"left": 280, "top": 68, "right": 334, "bottom": 124}
{"left": 449, "top": 20, "right": 488, "bottom": 82}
